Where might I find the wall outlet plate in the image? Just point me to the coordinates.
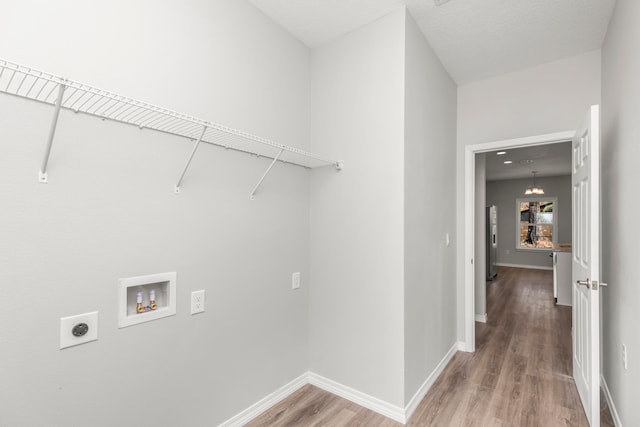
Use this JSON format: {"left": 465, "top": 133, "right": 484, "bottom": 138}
{"left": 60, "top": 311, "right": 98, "bottom": 349}
{"left": 191, "top": 290, "right": 205, "bottom": 315}
{"left": 292, "top": 272, "right": 301, "bottom": 290}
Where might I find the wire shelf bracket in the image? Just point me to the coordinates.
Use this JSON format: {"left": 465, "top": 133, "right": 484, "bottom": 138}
{"left": 250, "top": 148, "right": 284, "bottom": 200}
{"left": 174, "top": 125, "right": 207, "bottom": 194}
{"left": 38, "top": 82, "right": 66, "bottom": 183}
{"left": 0, "top": 58, "right": 343, "bottom": 192}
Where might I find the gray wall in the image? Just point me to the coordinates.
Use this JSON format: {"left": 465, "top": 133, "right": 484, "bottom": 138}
{"left": 601, "top": 0, "right": 640, "bottom": 424}
{"left": 308, "top": 7, "right": 459, "bottom": 408}
{"left": 475, "top": 154, "right": 487, "bottom": 317}
{"left": 0, "top": 3, "right": 460, "bottom": 422}
{"left": 486, "top": 175, "right": 572, "bottom": 269}
{"left": 403, "top": 11, "right": 457, "bottom": 405}
{"left": 456, "top": 51, "right": 602, "bottom": 340}
{"left": 0, "top": 2, "right": 311, "bottom": 426}
{"left": 309, "top": 8, "right": 407, "bottom": 407}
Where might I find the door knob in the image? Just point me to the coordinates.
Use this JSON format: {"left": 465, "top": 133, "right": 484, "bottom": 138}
{"left": 577, "top": 278, "right": 591, "bottom": 288}
{"left": 576, "top": 278, "right": 608, "bottom": 290}
{"left": 593, "top": 281, "right": 608, "bottom": 290}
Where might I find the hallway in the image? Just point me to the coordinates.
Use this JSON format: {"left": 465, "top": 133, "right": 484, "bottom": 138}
{"left": 409, "top": 266, "right": 613, "bottom": 426}
{"left": 247, "top": 267, "right": 614, "bottom": 426}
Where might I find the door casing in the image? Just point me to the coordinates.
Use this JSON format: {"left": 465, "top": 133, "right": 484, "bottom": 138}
{"left": 461, "top": 130, "right": 575, "bottom": 351}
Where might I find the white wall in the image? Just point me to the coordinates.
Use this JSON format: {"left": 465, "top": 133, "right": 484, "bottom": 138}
{"left": 403, "top": 11, "right": 457, "bottom": 404}
{"left": 601, "top": 0, "right": 640, "bottom": 424}
{"left": 0, "top": 1, "right": 312, "bottom": 426}
{"left": 309, "top": 8, "right": 407, "bottom": 407}
{"left": 456, "top": 51, "right": 602, "bottom": 340}
{"left": 486, "top": 175, "right": 572, "bottom": 268}
{"left": 0, "top": 1, "right": 309, "bottom": 147}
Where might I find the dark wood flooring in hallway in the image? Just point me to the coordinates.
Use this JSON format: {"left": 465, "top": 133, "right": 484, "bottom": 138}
{"left": 246, "top": 267, "right": 614, "bottom": 426}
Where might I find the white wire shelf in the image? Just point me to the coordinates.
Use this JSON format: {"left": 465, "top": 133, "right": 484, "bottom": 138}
{"left": 0, "top": 58, "right": 342, "bottom": 195}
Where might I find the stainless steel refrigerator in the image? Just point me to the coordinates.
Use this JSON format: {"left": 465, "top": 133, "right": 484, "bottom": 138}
{"left": 486, "top": 205, "right": 498, "bottom": 280}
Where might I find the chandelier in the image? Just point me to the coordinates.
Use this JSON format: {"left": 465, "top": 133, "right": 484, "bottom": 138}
{"left": 524, "top": 171, "right": 544, "bottom": 195}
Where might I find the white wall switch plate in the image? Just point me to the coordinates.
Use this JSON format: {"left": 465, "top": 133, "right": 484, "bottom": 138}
{"left": 292, "top": 272, "right": 301, "bottom": 290}
{"left": 191, "top": 290, "right": 205, "bottom": 315}
{"left": 60, "top": 311, "right": 98, "bottom": 349}
{"left": 445, "top": 233, "right": 450, "bottom": 247}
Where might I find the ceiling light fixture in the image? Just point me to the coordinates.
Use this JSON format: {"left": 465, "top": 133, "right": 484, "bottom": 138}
{"left": 496, "top": 151, "right": 506, "bottom": 155}
{"left": 504, "top": 160, "right": 513, "bottom": 164}
{"left": 524, "top": 171, "right": 544, "bottom": 195}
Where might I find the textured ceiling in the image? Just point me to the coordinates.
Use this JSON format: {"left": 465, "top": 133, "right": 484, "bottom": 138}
{"left": 248, "top": 0, "right": 616, "bottom": 84}
{"left": 484, "top": 142, "right": 572, "bottom": 182}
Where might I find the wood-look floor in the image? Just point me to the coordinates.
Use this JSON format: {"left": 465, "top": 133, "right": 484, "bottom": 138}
{"left": 246, "top": 267, "right": 614, "bottom": 426}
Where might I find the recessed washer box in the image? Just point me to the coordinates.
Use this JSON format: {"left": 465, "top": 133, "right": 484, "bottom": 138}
{"left": 118, "top": 272, "right": 176, "bottom": 328}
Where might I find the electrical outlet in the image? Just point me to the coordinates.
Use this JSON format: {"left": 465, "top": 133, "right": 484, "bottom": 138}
{"left": 60, "top": 311, "right": 98, "bottom": 349}
{"left": 292, "top": 272, "right": 301, "bottom": 290}
{"left": 191, "top": 290, "right": 205, "bottom": 315}
{"left": 622, "top": 344, "right": 628, "bottom": 370}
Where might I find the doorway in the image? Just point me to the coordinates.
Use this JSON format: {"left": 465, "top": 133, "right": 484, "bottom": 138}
{"left": 478, "top": 142, "right": 573, "bottom": 319}
{"left": 462, "top": 131, "right": 575, "bottom": 352}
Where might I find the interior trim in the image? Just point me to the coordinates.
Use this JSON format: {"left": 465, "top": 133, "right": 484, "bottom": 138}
{"left": 495, "top": 262, "right": 553, "bottom": 271}
{"left": 601, "top": 375, "right": 623, "bottom": 427}
{"left": 404, "top": 342, "right": 460, "bottom": 421}
{"left": 220, "top": 341, "right": 465, "bottom": 426}
{"left": 475, "top": 313, "right": 488, "bottom": 323}
{"left": 218, "top": 373, "right": 308, "bottom": 427}
{"left": 463, "top": 130, "right": 576, "bottom": 352}
{"left": 308, "top": 372, "right": 406, "bottom": 423}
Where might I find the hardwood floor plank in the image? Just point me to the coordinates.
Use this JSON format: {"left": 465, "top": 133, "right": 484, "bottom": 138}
{"left": 487, "top": 388, "right": 524, "bottom": 426}
{"left": 246, "top": 267, "right": 614, "bottom": 426}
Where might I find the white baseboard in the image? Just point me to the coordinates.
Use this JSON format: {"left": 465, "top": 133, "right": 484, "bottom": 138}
{"left": 221, "top": 342, "right": 465, "bottom": 427}
{"left": 475, "top": 313, "right": 487, "bottom": 323}
{"left": 218, "top": 373, "right": 308, "bottom": 427}
{"left": 457, "top": 340, "right": 471, "bottom": 352}
{"left": 601, "top": 375, "right": 623, "bottom": 427}
{"left": 496, "top": 262, "right": 552, "bottom": 271}
{"left": 308, "top": 372, "right": 406, "bottom": 424}
{"left": 404, "top": 342, "right": 459, "bottom": 421}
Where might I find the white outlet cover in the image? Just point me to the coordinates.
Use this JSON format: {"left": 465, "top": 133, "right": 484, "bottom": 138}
{"left": 191, "top": 290, "right": 205, "bottom": 315}
{"left": 60, "top": 311, "right": 98, "bottom": 349}
{"left": 292, "top": 272, "right": 301, "bottom": 290}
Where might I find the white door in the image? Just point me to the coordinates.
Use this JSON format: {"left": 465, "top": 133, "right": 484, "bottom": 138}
{"left": 572, "top": 104, "right": 603, "bottom": 426}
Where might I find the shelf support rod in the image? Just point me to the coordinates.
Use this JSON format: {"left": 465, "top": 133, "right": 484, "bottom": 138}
{"left": 250, "top": 148, "right": 284, "bottom": 200}
{"left": 39, "top": 82, "right": 66, "bottom": 183}
{"left": 174, "top": 125, "right": 207, "bottom": 194}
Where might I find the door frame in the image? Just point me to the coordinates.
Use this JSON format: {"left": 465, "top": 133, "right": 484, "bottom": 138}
{"left": 462, "top": 130, "right": 575, "bottom": 351}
